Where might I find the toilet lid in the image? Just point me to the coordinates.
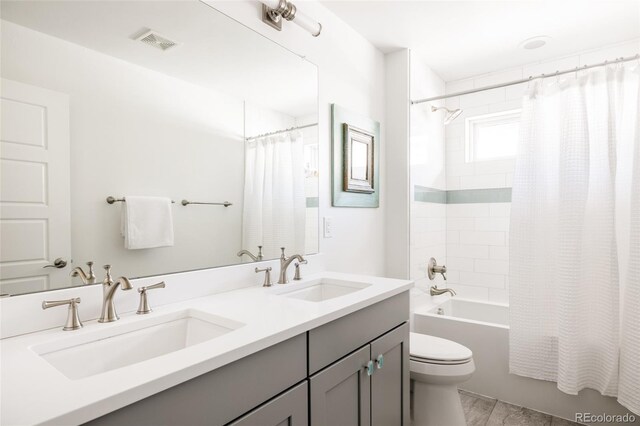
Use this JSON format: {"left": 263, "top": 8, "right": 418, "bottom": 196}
{"left": 410, "top": 333, "right": 473, "bottom": 364}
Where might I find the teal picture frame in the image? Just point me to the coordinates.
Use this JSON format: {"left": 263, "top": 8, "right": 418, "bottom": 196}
{"left": 331, "top": 104, "right": 380, "bottom": 207}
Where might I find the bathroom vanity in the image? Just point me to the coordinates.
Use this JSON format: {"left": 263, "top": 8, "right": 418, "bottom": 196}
{"left": 0, "top": 270, "right": 412, "bottom": 425}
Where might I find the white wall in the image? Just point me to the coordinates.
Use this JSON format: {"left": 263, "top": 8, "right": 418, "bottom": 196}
{"left": 209, "top": 1, "right": 387, "bottom": 276}
{"left": 409, "top": 54, "right": 446, "bottom": 288}
{"left": 385, "top": 49, "right": 410, "bottom": 279}
{"left": 1, "top": 20, "right": 246, "bottom": 281}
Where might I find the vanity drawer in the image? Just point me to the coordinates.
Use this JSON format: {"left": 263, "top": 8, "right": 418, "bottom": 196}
{"left": 228, "top": 381, "right": 308, "bottom": 426}
{"left": 85, "top": 333, "right": 307, "bottom": 426}
{"left": 308, "top": 291, "right": 409, "bottom": 374}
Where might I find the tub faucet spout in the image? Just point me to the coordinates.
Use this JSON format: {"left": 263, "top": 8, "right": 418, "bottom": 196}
{"left": 430, "top": 285, "right": 456, "bottom": 297}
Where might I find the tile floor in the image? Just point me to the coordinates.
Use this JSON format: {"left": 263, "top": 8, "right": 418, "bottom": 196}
{"left": 460, "top": 390, "right": 583, "bottom": 426}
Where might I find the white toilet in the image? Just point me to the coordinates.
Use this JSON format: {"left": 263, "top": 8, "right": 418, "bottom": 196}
{"left": 410, "top": 332, "right": 475, "bottom": 426}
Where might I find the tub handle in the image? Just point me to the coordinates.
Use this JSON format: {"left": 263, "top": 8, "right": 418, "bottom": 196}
{"left": 428, "top": 257, "right": 447, "bottom": 280}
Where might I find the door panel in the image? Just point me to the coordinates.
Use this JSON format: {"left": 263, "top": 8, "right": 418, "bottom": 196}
{"left": 0, "top": 97, "right": 46, "bottom": 147}
{"left": 310, "top": 345, "right": 371, "bottom": 426}
{"left": 0, "top": 159, "right": 47, "bottom": 203}
{"left": 371, "top": 323, "right": 410, "bottom": 426}
{"left": 0, "top": 79, "right": 71, "bottom": 294}
{"left": 229, "top": 382, "right": 308, "bottom": 426}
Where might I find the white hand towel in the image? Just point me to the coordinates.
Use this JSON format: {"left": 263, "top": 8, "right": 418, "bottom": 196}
{"left": 120, "top": 196, "right": 174, "bottom": 249}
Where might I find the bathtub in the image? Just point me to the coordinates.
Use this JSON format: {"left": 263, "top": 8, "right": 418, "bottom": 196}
{"left": 412, "top": 297, "right": 637, "bottom": 424}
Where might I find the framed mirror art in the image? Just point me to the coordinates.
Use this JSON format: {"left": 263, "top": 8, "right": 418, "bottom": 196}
{"left": 331, "top": 104, "right": 380, "bottom": 208}
{"left": 343, "top": 124, "right": 375, "bottom": 194}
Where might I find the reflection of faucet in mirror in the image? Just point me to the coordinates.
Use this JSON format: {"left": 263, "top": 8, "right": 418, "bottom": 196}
{"left": 237, "top": 246, "right": 263, "bottom": 262}
{"left": 70, "top": 261, "right": 96, "bottom": 284}
{"left": 99, "top": 265, "right": 133, "bottom": 323}
{"left": 278, "top": 247, "right": 306, "bottom": 284}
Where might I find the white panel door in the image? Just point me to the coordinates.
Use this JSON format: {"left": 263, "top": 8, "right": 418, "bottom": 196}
{"left": 0, "top": 79, "right": 71, "bottom": 295}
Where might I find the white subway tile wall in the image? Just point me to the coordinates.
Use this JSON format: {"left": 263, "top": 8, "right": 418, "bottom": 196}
{"left": 445, "top": 202, "right": 510, "bottom": 300}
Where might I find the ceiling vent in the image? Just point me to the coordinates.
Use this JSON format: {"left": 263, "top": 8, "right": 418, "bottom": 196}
{"left": 135, "top": 30, "right": 180, "bottom": 51}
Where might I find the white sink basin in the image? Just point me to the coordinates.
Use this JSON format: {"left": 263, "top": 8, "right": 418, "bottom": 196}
{"left": 272, "top": 278, "right": 371, "bottom": 302}
{"left": 31, "top": 309, "right": 244, "bottom": 380}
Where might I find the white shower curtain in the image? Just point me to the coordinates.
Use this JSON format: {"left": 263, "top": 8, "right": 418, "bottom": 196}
{"left": 242, "top": 132, "right": 306, "bottom": 260}
{"left": 509, "top": 63, "right": 640, "bottom": 414}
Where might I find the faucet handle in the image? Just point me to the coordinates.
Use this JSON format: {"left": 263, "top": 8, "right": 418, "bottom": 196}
{"left": 427, "top": 257, "right": 447, "bottom": 280}
{"left": 280, "top": 247, "right": 286, "bottom": 258}
{"left": 42, "top": 297, "right": 83, "bottom": 331}
{"left": 256, "top": 267, "right": 273, "bottom": 287}
{"left": 103, "top": 264, "right": 112, "bottom": 280}
{"left": 257, "top": 246, "right": 263, "bottom": 260}
{"left": 293, "top": 261, "right": 307, "bottom": 281}
{"left": 86, "top": 261, "right": 96, "bottom": 282}
{"left": 136, "top": 281, "right": 166, "bottom": 314}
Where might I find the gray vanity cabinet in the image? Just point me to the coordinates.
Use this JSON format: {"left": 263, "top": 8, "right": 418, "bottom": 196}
{"left": 370, "top": 323, "right": 410, "bottom": 426}
{"left": 309, "top": 346, "right": 372, "bottom": 425}
{"left": 309, "top": 322, "right": 410, "bottom": 426}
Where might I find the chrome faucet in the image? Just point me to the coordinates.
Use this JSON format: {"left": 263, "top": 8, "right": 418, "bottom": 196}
{"left": 237, "top": 245, "right": 263, "bottom": 262}
{"left": 99, "top": 265, "right": 133, "bottom": 323}
{"left": 427, "top": 257, "right": 447, "bottom": 281}
{"left": 430, "top": 285, "right": 457, "bottom": 297}
{"left": 278, "top": 247, "right": 306, "bottom": 284}
{"left": 70, "top": 261, "right": 96, "bottom": 284}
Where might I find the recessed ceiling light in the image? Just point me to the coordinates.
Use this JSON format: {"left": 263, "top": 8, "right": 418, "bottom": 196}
{"left": 519, "top": 36, "right": 550, "bottom": 50}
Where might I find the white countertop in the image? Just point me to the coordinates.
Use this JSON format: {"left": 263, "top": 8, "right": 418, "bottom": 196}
{"left": 1, "top": 271, "right": 413, "bottom": 426}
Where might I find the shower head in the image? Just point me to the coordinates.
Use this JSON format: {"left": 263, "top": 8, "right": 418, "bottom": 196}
{"left": 431, "top": 105, "right": 463, "bottom": 125}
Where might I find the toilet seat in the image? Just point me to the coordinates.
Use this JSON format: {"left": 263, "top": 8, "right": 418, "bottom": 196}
{"left": 410, "top": 333, "right": 472, "bottom": 365}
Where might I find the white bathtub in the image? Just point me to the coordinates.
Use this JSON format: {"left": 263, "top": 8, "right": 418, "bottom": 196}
{"left": 424, "top": 298, "right": 509, "bottom": 327}
{"left": 413, "top": 297, "right": 637, "bottom": 425}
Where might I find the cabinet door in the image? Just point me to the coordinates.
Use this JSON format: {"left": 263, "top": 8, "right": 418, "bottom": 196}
{"left": 309, "top": 345, "right": 371, "bottom": 426}
{"left": 370, "top": 323, "right": 410, "bottom": 426}
{"left": 229, "top": 382, "right": 308, "bottom": 426}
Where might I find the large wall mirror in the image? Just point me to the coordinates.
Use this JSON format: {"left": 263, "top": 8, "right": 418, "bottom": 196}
{"left": 0, "top": 1, "right": 319, "bottom": 296}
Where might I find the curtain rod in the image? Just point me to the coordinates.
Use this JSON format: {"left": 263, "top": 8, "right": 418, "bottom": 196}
{"left": 245, "top": 123, "right": 318, "bottom": 141}
{"left": 411, "top": 54, "right": 640, "bottom": 105}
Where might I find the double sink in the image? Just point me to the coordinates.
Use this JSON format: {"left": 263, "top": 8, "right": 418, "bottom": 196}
{"left": 32, "top": 278, "right": 371, "bottom": 380}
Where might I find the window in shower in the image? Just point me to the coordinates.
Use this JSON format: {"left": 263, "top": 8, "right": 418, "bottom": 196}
{"left": 465, "top": 109, "right": 521, "bottom": 162}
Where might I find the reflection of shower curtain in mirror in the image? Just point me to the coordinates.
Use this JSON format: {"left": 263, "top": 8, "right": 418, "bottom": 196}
{"left": 242, "top": 132, "right": 306, "bottom": 260}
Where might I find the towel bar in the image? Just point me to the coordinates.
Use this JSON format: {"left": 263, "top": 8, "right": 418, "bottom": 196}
{"left": 181, "top": 200, "right": 232, "bottom": 207}
{"left": 106, "top": 196, "right": 176, "bottom": 204}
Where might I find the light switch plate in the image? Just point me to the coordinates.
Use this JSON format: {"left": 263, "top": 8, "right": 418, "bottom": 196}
{"left": 323, "top": 217, "right": 333, "bottom": 238}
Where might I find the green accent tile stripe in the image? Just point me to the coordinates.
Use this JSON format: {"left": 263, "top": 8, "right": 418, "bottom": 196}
{"left": 306, "top": 197, "right": 319, "bottom": 208}
{"left": 447, "top": 188, "right": 512, "bottom": 204}
{"left": 414, "top": 186, "right": 447, "bottom": 204}
{"left": 414, "top": 186, "right": 511, "bottom": 204}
